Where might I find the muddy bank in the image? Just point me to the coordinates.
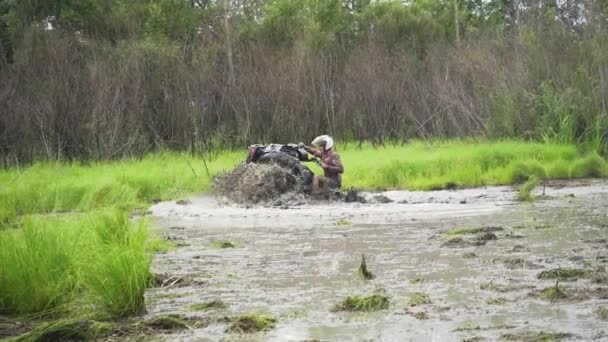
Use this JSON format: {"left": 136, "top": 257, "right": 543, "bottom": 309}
{"left": 146, "top": 179, "right": 608, "bottom": 341}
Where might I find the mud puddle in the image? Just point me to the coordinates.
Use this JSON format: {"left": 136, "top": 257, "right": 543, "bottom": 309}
{"left": 146, "top": 180, "right": 608, "bottom": 341}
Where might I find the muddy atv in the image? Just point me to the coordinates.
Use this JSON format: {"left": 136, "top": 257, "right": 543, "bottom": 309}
{"left": 246, "top": 143, "right": 316, "bottom": 193}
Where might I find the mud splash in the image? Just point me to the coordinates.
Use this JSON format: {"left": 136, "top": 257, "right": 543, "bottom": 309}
{"left": 213, "top": 162, "right": 308, "bottom": 205}
{"left": 146, "top": 180, "right": 608, "bottom": 341}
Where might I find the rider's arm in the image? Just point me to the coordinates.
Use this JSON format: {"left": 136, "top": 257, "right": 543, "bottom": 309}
{"left": 304, "top": 146, "right": 322, "bottom": 158}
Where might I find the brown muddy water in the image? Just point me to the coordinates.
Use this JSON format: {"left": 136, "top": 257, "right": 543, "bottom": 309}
{"left": 146, "top": 180, "right": 608, "bottom": 341}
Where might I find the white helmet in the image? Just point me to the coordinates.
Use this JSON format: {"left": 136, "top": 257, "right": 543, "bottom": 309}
{"left": 311, "top": 135, "right": 334, "bottom": 150}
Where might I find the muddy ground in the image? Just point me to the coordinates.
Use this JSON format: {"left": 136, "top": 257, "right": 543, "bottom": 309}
{"left": 146, "top": 180, "right": 608, "bottom": 341}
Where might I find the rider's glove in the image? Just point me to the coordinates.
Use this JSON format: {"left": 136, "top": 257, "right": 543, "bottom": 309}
{"left": 298, "top": 142, "right": 305, "bottom": 149}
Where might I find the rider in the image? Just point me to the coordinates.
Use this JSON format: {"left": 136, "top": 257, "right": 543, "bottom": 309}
{"left": 300, "top": 135, "right": 344, "bottom": 194}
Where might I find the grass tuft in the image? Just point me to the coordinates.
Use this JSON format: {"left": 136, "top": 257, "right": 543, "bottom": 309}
{"left": 357, "top": 254, "right": 375, "bottom": 280}
{"left": 190, "top": 300, "right": 227, "bottom": 311}
{"left": 13, "top": 319, "right": 114, "bottom": 342}
{"left": 0, "top": 210, "right": 151, "bottom": 317}
{"left": 501, "top": 330, "right": 573, "bottom": 341}
{"left": 408, "top": 292, "right": 432, "bottom": 306}
{"left": 518, "top": 175, "right": 539, "bottom": 201}
{"left": 210, "top": 240, "right": 236, "bottom": 249}
{"left": 445, "top": 227, "right": 474, "bottom": 236}
{"left": 334, "top": 292, "right": 390, "bottom": 312}
{"left": 226, "top": 314, "right": 276, "bottom": 334}
{"left": 142, "top": 315, "right": 193, "bottom": 331}
{"left": 336, "top": 219, "right": 352, "bottom": 226}
{"left": 537, "top": 268, "right": 592, "bottom": 281}
{"left": 541, "top": 282, "right": 569, "bottom": 301}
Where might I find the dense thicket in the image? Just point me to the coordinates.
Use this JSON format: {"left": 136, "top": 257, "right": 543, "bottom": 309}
{"left": 1, "top": 0, "right": 607, "bottom": 164}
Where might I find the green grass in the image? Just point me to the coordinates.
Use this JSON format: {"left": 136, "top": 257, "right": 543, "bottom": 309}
{"left": 190, "top": 300, "right": 227, "bottom": 311}
{"left": 336, "top": 140, "right": 606, "bottom": 190}
{"left": 334, "top": 292, "right": 390, "bottom": 312}
{"left": 226, "top": 313, "right": 276, "bottom": 333}
{"left": 0, "top": 210, "right": 151, "bottom": 317}
{"left": 518, "top": 175, "right": 540, "bottom": 201}
{"left": 0, "top": 151, "right": 242, "bottom": 224}
{"left": 407, "top": 292, "right": 432, "bottom": 306}
{"left": 1, "top": 142, "right": 606, "bottom": 224}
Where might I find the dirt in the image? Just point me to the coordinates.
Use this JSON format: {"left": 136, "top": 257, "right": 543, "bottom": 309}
{"left": 144, "top": 179, "right": 608, "bottom": 341}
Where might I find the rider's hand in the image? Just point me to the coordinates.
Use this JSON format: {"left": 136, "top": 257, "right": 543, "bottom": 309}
{"left": 320, "top": 162, "right": 328, "bottom": 169}
{"left": 298, "top": 142, "right": 305, "bottom": 149}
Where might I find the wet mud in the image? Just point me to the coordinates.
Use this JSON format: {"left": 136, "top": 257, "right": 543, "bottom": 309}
{"left": 146, "top": 180, "right": 608, "bottom": 341}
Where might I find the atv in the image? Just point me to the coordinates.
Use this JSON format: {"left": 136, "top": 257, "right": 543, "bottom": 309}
{"left": 246, "top": 143, "right": 317, "bottom": 193}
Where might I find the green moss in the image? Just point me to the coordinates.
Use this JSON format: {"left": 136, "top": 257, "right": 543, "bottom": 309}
{"left": 357, "top": 254, "right": 375, "bottom": 280}
{"left": 334, "top": 292, "right": 390, "bottom": 312}
{"left": 408, "top": 292, "right": 431, "bottom": 306}
{"left": 190, "top": 300, "right": 227, "bottom": 311}
{"left": 226, "top": 314, "right": 276, "bottom": 333}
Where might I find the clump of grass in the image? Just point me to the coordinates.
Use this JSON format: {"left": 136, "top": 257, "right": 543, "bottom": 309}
{"left": 454, "top": 320, "right": 481, "bottom": 331}
{"left": 408, "top": 292, "right": 431, "bottom": 306}
{"left": 518, "top": 175, "right": 539, "bottom": 201}
{"left": 226, "top": 314, "right": 276, "bottom": 333}
{"left": 445, "top": 227, "right": 474, "bottom": 236}
{"left": 410, "top": 277, "right": 425, "bottom": 284}
{"left": 211, "top": 240, "right": 236, "bottom": 249}
{"left": 537, "top": 268, "right": 592, "bottom": 281}
{"left": 0, "top": 210, "right": 151, "bottom": 317}
{"left": 13, "top": 319, "right": 114, "bottom": 342}
{"left": 357, "top": 254, "right": 375, "bottom": 280}
{"left": 336, "top": 219, "right": 352, "bottom": 226}
{"left": 487, "top": 298, "right": 507, "bottom": 305}
{"left": 147, "top": 237, "right": 177, "bottom": 253}
{"left": 334, "top": 292, "right": 390, "bottom": 312}
{"left": 190, "top": 300, "right": 227, "bottom": 311}
{"left": 501, "top": 331, "right": 573, "bottom": 341}
{"left": 541, "top": 281, "right": 568, "bottom": 301}
{"left": 569, "top": 152, "right": 607, "bottom": 178}
{"left": 142, "top": 315, "right": 193, "bottom": 331}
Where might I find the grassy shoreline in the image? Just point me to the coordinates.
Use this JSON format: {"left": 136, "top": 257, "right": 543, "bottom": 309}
{"left": 1, "top": 140, "right": 606, "bottom": 337}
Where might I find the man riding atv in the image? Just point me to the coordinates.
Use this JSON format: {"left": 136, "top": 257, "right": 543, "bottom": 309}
{"left": 300, "top": 135, "right": 344, "bottom": 194}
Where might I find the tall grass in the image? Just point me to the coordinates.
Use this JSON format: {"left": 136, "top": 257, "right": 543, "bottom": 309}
{"left": 0, "top": 210, "right": 151, "bottom": 317}
{"left": 0, "top": 152, "right": 242, "bottom": 224}
{"left": 335, "top": 140, "right": 606, "bottom": 190}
